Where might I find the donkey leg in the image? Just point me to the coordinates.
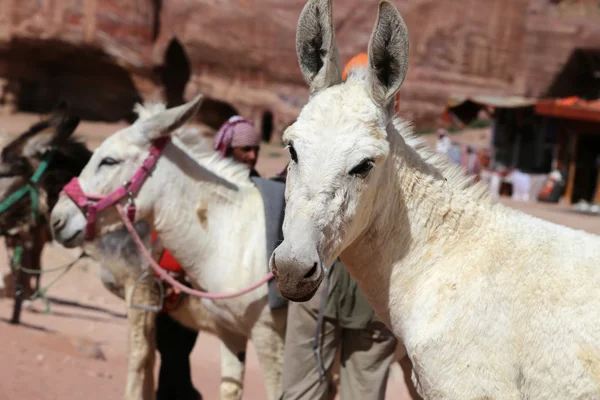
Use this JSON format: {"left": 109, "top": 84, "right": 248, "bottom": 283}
{"left": 31, "top": 227, "right": 45, "bottom": 294}
{"left": 123, "top": 278, "right": 158, "bottom": 400}
{"left": 22, "top": 237, "right": 44, "bottom": 311}
{"left": 10, "top": 268, "right": 26, "bottom": 324}
{"left": 11, "top": 244, "right": 36, "bottom": 324}
{"left": 249, "top": 307, "right": 287, "bottom": 400}
{"left": 218, "top": 328, "right": 247, "bottom": 400}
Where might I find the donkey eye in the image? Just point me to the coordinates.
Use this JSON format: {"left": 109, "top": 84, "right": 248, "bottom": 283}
{"left": 98, "top": 157, "right": 121, "bottom": 169}
{"left": 349, "top": 159, "right": 374, "bottom": 177}
{"left": 287, "top": 143, "right": 298, "bottom": 164}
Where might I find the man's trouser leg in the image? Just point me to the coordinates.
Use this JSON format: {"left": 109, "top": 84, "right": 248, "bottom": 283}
{"left": 156, "top": 312, "right": 201, "bottom": 400}
{"left": 339, "top": 321, "right": 398, "bottom": 400}
{"left": 279, "top": 288, "right": 339, "bottom": 400}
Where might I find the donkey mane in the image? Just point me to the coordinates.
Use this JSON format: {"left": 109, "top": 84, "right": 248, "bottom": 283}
{"left": 346, "top": 68, "right": 492, "bottom": 204}
{"left": 133, "top": 101, "right": 254, "bottom": 188}
{"left": 394, "top": 119, "right": 492, "bottom": 204}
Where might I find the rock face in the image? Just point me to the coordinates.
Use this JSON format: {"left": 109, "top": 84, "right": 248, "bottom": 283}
{"left": 1, "top": 0, "right": 600, "bottom": 141}
{"left": 0, "top": 0, "right": 157, "bottom": 122}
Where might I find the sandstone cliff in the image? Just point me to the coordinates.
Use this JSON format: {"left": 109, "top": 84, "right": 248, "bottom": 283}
{"left": 0, "top": 0, "right": 599, "bottom": 141}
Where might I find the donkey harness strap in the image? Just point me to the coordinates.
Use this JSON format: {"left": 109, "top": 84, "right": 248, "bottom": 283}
{"left": 62, "top": 137, "right": 170, "bottom": 240}
{"left": 0, "top": 149, "right": 56, "bottom": 222}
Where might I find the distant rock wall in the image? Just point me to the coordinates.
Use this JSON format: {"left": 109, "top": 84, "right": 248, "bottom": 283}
{"left": 1, "top": 0, "right": 599, "bottom": 141}
{"left": 0, "top": 0, "right": 157, "bottom": 121}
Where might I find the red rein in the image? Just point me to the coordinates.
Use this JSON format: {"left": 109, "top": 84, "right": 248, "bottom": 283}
{"left": 61, "top": 136, "right": 274, "bottom": 300}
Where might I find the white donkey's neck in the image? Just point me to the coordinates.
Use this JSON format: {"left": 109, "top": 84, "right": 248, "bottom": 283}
{"left": 146, "top": 140, "right": 267, "bottom": 294}
{"left": 340, "top": 122, "right": 494, "bottom": 336}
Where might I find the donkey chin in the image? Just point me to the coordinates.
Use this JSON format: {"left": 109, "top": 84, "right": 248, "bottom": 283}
{"left": 53, "top": 226, "right": 85, "bottom": 248}
{"left": 281, "top": 283, "right": 321, "bottom": 303}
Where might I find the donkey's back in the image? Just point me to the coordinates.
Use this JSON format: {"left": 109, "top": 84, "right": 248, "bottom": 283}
{"left": 412, "top": 206, "right": 600, "bottom": 399}
{"left": 506, "top": 209, "right": 600, "bottom": 398}
{"left": 468, "top": 208, "right": 600, "bottom": 399}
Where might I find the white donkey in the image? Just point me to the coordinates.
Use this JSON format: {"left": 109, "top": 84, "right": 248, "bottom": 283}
{"left": 271, "top": 0, "right": 600, "bottom": 399}
{"left": 50, "top": 97, "right": 286, "bottom": 400}
{"left": 88, "top": 220, "right": 220, "bottom": 400}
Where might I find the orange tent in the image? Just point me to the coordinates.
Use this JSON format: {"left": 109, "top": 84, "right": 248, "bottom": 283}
{"left": 554, "top": 96, "right": 600, "bottom": 109}
{"left": 536, "top": 96, "right": 600, "bottom": 123}
{"left": 342, "top": 53, "right": 369, "bottom": 81}
{"left": 342, "top": 53, "right": 401, "bottom": 114}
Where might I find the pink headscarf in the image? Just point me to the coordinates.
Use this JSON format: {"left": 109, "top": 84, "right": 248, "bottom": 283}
{"left": 214, "top": 116, "right": 260, "bottom": 157}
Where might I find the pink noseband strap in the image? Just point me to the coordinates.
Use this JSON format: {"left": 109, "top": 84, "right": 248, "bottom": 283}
{"left": 62, "top": 137, "right": 170, "bottom": 241}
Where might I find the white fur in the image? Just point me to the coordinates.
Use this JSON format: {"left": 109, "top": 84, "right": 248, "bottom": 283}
{"left": 86, "top": 221, "right": 239, "bottom": 400}
{"left": 50, "top": 96, "right": 286, "bottom": 400}
{"left": 273, "top": 1, "right": 600, "bottom": 399}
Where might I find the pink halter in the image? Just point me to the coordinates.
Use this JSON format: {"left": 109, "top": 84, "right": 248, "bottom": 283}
{"left": 61, "top": 137, "right": 170, "bottom": 241}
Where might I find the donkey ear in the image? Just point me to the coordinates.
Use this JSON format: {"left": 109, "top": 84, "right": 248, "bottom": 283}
{"left": 50, "top": 100, "right": 69, "bottom": 119}
{"left": 296, "top": 0, "right": 342, "bottom": 96}
{"left": 139, "top": 94, "right": 204, "bottom": 140}
{"left": 48, "top": 100, "right": 80, "bottom": 144}
{"left": 53, "top": 115, "right": 81, "bottom": 143}
{"left": 367, "top": 1, "right": 409, "bottom": 109}
{"left": 21, "top": 132, "right": 58, "bottom": 158}
{"left": 21, "top": 102, "right": 80, "bottom": 157}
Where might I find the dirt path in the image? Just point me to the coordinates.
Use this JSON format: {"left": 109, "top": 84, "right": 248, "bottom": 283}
{"left": 0, "top": 240, "right": 265, "bottom": 400}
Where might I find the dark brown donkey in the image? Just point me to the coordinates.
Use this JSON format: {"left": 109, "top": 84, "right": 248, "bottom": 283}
{"left": 0, "top": 102, "right": 89, "bottom": 323}
{"left": 0, "top": 103, "right": 203, "bottom": 400}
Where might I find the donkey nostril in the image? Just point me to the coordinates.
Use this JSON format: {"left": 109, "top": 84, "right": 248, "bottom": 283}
{"left": 271, "top": 253, "right": 278, "bottom": 276}
{"left": 303, "top": 263, "right": 318, "bottom": 279}
{"left": 52, "top": 218, "right": 66, "bottom": 233}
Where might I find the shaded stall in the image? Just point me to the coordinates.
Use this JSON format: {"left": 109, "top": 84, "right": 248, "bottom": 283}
{"left": 444, "top": 95, "right": 556, "bottom": 200}
{"left": 536, "top": 97, "right": 600, "bottom": 204}
{"left": 444, "top": 95, "right": 549, "bottom": 171}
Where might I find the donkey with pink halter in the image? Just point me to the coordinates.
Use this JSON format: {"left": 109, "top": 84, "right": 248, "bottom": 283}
{"left": 52, "top": 96, "right": 287, "bottom": 399}
{"left": 61, "top": 135, "right": 273, "bottom": 299}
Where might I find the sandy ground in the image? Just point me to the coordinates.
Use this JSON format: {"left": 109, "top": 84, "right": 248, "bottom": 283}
{"left": 0, "top": 113, "right": 598, "bottom": 399}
